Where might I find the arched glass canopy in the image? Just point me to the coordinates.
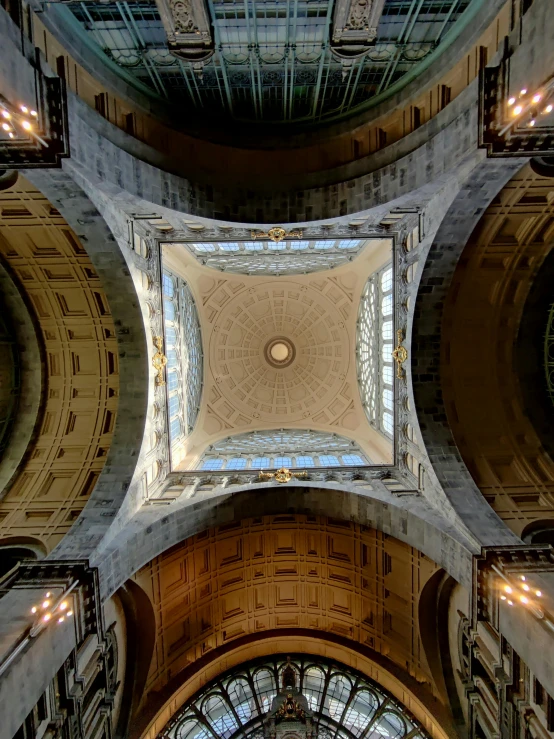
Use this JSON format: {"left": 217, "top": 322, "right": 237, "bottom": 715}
{"left": 198, "top": 429, "right": 369, "bottom": 470}
{"left": 158, "top": 654, "right": 429, "bottom": 739}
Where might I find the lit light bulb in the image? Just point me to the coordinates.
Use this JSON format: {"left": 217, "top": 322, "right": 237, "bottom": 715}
{"left": 533, "top": 94, "right": 542, "bottom": 103}
{"left": 546, "top": 105, "right": 553, "bottom": 113}
{"left": 2, "top": 123, "right": 10, "bottom": 131}
{"left": 67, "top": 610, "right": 73, "bottom": 617}
{"left": 8, "top": 132, "right": 14, "bottom": 139}
{"left": 514, "top": 105, "right": 523, "bottom": 115}
{"left": 59, "top": 601, "right": 68, "bottom": 611}
{"left": 21, "top": 120, "right": 31, "bottom": 131}
{"left": 508, "top": 600, "right": 514, "bottom": 606}
{"left": 520, "top": 596, "right": 529, "bottom": 604}
{"left": 504, "top": 586, "right": 512, "bottom": 594}
{"left": 520, "top": 576, "right": 526, "bottom": 581}
{"left": 500, "top": 595, "right": 507, "bottom": 601}
{"left": 46, "top": 592, "right": 51, "bottom": 598}
{"left": 508, "top": 97, "right": 516, "bottom": 106}
{"left": 20, "top": 105, "right": 28, "bottom": 113}
{"left": 1, "top": 110, "right": 10, "bottom": 119}
{"left": 536, "top": 590, "right": 542, "bottom": 597}
{"left": 522, "top": 584, "right": 530, "bottom": 591}
{"left": 529, "top": 119, "right": 536, "bottom": 126}
{"left": 43, "top": 613, "right": 51, "bottom": 622}
{"left": 58, "top": 616, "right": 65, "bottom": 623}
{"left": 520, "top": 89, "right": 527, "bottom": 95}
{"left": 42, "top": 600, "right": 50, "bottom": 608}
{"left": 31, "top": 607, "right": 37, "bottom": 614}
{"left": 30, "top": 110, "right": 37, "bottom": 117}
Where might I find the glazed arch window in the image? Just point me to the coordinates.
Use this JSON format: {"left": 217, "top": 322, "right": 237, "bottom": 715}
{"left": 198, "top": 429, "right": 370, "bottom": 470}
{"left": 357, "top": 263, "right": 394, "bottom": 439}
{"left": 162, "top": 270, "right": 203, "bottom": 458}
{"left": 158, "top": 654, "right": 430, "bottom": 739}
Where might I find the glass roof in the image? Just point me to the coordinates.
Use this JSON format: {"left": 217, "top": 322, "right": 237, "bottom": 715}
{"left": 158, "top": 654, "right": 430, "bottom": 739}
{"left": 62, "top": 0, "right": 477, "bottom": 125}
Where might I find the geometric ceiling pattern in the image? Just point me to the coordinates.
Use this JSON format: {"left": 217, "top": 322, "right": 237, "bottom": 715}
{"left": 61, "top": 0, "right": 474, "bottom": 124}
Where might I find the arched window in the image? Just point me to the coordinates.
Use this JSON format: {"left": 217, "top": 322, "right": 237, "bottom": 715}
{"left": 198, "top": 430, "right": 370, "bottom": 470}
{"left": 163, "top": 270, "right": 203, "bottom": 455}
{"left": 174, "top": 238, "right": 371, "bottom": 276}
{"left": 158, "top": 655, "right": 429, "bottom": 739}
{"left": 357, "top": 263, "right": 394, "bottom": 439}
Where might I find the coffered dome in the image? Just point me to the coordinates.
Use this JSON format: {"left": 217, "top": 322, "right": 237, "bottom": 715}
{"left": 209, "top": 279, "right": 350, "bottom": 425}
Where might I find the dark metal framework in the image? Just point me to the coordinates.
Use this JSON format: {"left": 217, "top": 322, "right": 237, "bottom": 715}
{"left": 58, "top": 0, "right": 475, "bottom": 124}
{"left": 157, "top": 654, "right": 429, "bottom": 739}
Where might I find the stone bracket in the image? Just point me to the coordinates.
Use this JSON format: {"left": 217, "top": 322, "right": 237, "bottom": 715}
{"left": 155, "top": 0, "right": 215, "bottom": 71}
{"left": 330, "top": 0, "right": 385, "bottom": 76}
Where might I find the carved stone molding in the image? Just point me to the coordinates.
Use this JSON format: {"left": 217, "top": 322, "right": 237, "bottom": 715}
{"left": 330, "top": 0, "right": 386, "bottom": 76}
{"left": 155, "top": 0, "right": 214, "bottom": 70}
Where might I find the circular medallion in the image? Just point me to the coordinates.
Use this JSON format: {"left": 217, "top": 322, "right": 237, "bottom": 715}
{"left": 265, "top": 337, "right": 296, "bottom": 368}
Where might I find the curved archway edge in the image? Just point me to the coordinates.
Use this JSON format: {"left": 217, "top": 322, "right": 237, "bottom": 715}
{"left": 134, "top": 631, "right": 457, "bottom": 739}
{"left": 23, "top": 169, "right": 150, "bottom": 559}
{"left": 93, "top": 483, "right": 478, "bottom": 600}
{"left": 411, "top": 157, "right": 527, "bottom": 547}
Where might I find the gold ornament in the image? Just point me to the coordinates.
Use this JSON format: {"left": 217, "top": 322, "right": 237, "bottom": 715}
{"left": 258, "top": 467, "right": 308, "bottom": 483}
{"left": 392, "top": 329, "right": 408, "bottom": 379}
{"left": 152, "top": 336, "right": 167, "bottom": 385}
{"left": 250, "top": 226, "right": 303, "bottom": 243}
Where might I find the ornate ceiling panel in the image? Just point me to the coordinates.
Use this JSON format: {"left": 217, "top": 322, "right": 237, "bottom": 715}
{"left": 132, "top": 515, "right": 440, "bottom": 701}
{"left": 208, "top": 279, "right": 350, "bottom": 423}
{"left": 0, "top": 177, "right": 119, "bottom": 551}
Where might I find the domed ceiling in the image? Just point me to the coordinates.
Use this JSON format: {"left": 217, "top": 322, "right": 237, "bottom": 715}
{"left": 51, "top": 0, "right": 477, "bottom": 126}
{"left": 162, "top": 237, "right": 392, "bottom": 465}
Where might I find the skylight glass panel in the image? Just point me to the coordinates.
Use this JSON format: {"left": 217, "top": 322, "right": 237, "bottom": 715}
{"left": 251, "top": 457, "right": 270, "bottom": 469}
{"left": 342, "top": 454, "right": 365, "bottom": 466}
{"left": 314, "top": 240, "right": 334, "bottom": 249}
{"left": 274, "top": 456, "right": 292, "bottom": 468}
{"left": 291, "top": 241, "right": 309, "bottom": 250}
{"left": 218, "top": 242, "right": 240, "bottom": 251}
{"left": 193, "top": 243, "right": 216, "bottom": 252}
{"left": 338, "top": 239, "right": 361, "bottom": 249}
{"left": 295, "top": 456, "right": 315, "bottom": 467}
{"left": 202, "top": 458, "right": 224, "bottom": 470}
{"left": 319, "top": 455, "right": 340, "bottom": 466}
{"left": 164, "top": 299, "right": 175, "bottom": 321}
{"left": 381, "top": 268, "right": 393, "bottom": 292}
{"left": 163, "top": 273, "right": 174, "bottom": 296}
{"left": 226, "top": 458, "right": 247, "bottom": 470}
{"left": 382, "top": 294, "right": 393, "bottom": 315}
{"left": 244, "top": 242, "right": 264, "bottom": 250}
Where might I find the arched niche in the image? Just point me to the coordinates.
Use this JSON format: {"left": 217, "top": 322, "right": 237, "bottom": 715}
{"left": 0, "top": 536, "right": 46, "bottom": 579}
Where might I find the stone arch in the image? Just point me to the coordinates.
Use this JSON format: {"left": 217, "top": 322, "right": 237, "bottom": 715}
{"left": 93, "top": 484, "right": 479, "bottom": 600}
{"left": 134, "top": 637, "right": 457, "bottom": 739}
{"left": 21, "top": 170, "right": 150, "bottom": 559}
{"left": 411, "top": 156, "right": 527, "bottom": 546}
{"left": 0, "top": 536, "right": 47, "bottom": 578}
{"left": 521, "top": 519, "right": 554, "bottom": 547}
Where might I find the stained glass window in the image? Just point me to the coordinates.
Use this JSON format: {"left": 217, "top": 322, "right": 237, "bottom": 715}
{"left": 158, "top": 654, "right": 428, "bottom": 739}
